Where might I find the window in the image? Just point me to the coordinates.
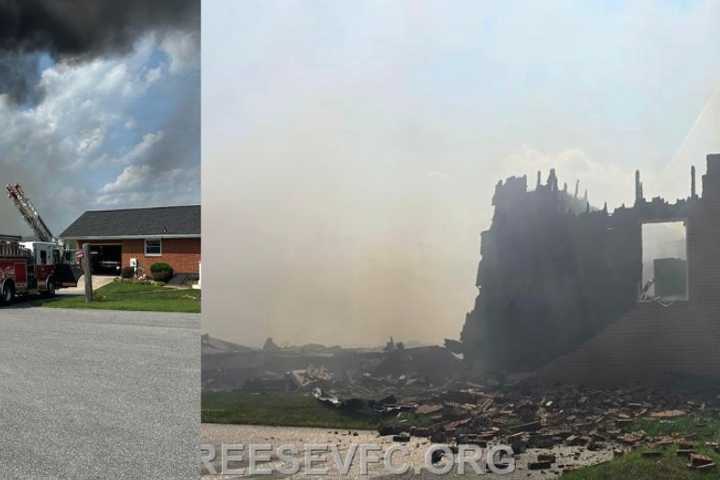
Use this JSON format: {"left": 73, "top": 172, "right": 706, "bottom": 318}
{"left": 640, "top": 222, "right": 688, "bottom": 302}
{"left": 145, "top": 239, "right": 162, "bottom": 256}
{"left": 40, "top": 250, "right": 47, "bottom": 265}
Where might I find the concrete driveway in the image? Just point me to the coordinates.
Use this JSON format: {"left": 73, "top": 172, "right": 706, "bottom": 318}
{"left": 0, "top": 306, "right": 199, "bottom": 479}
{"left": 57, "top": 274, "right": 117, "bottom": 296}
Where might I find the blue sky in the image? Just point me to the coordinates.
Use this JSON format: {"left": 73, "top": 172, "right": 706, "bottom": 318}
{"left": 0, "top": 31, "right": 200, "bottom": 236}
{"left": 204, "top": 0, "right": 720, "bottom": 346}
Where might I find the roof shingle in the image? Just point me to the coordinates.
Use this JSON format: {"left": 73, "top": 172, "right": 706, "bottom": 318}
{"left": 60, "top": 205, "right": 200, "bottom": 239}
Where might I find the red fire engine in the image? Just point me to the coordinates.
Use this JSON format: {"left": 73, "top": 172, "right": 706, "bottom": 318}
{"left": 0, "top": 184, "right": 80, "bottom": 302}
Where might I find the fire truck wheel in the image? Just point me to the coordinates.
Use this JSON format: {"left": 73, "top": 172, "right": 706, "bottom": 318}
{"left": 45, "top": 279, "right": 56, "bottom": 298}
{"left": 2, "top": 282, "right": 14, "bottom": 303}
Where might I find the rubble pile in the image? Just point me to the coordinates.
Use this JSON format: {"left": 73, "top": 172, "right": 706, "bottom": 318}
{"left": 204, "top": 334, "right": 720, "bottom": 473}
{"left": 202, "top": 335, "right": 463, "bottom": 393}
{"left": 314, "top": 381, "right": 720, "bottom": 474}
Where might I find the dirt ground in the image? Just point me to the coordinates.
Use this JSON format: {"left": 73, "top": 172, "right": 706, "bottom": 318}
{"left": 201, "top": 423, "right": 614, "bottom": 479}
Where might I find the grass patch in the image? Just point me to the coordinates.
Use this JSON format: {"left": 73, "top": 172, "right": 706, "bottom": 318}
{"left": 383, "top": 411, "right": 438, "bottom": 430}
{"left": 564, "top": 413, "right": 720, "bottom": 479}
{"left": 629, "top": 415, "right": 720, "bottom": 441}
{"left": 31, "top": 280, "right": 200, "bottom": 313}
{"left": 202, "top": 391, "right": 380, "bottom": 430}
{"left": 564, "top": 448, "right": 718, "bottom": 480}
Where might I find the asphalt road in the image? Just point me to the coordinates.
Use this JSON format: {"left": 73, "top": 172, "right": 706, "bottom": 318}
{"left": 0, "top": 305, "right": 199, "bottom": 479}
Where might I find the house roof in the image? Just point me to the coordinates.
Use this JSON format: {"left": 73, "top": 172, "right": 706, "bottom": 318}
{"left": 60, "top": 205, "right": 200, "bottom": 239}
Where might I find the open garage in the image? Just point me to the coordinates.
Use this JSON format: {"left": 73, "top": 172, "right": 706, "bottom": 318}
{"left": 87, "top": 244, "right": 122, "bottom": 275}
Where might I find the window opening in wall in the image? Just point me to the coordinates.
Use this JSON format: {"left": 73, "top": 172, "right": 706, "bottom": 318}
{"left": 640, "top": 221, "right": 688, "bottom": 303}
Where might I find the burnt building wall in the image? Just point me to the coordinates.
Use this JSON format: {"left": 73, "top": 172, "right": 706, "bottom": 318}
{"left": 461, "top": 155, "right": 720, "bottom": 378}
{"left": 688, "top": 154, "right": 720, "bottom": 310}
{"left": 460, "top": 171, "right": 642, "bottom": 373}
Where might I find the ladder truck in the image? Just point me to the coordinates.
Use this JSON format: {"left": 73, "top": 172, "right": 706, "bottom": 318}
{"left": 0, "top": 184, "right": 80, "bottom": 302}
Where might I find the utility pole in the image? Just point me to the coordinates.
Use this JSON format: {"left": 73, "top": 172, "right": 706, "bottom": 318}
{"left": 82, "top": 243, "right": 93, "bottom": 303}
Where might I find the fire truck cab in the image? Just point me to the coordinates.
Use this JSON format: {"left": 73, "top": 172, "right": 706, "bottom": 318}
{"left": 0, "top": 236, "right": 80, "bottom": 303}
{"left": 21, "top": 241, "right": 59, "bottom": 267}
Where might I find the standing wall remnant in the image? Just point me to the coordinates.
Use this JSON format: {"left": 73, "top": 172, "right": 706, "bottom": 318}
{"left": 459, "top": 155, "right": 719, "bottom": 377}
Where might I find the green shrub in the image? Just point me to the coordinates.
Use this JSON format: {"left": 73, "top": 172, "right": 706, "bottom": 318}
{"left": 120, "top": 267, "right": 135, "bottom": 279}
{"left": 150, "top": 262, "right": 173, "bottom": 282}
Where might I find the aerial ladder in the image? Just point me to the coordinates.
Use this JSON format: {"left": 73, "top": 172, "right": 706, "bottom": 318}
{"left": 6, "top": 184, "right": 56, "bottom": 243}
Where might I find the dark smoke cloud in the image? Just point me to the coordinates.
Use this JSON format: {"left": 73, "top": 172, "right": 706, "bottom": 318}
{"left": 0, "top": 52, "right": 42, "bottom": 104}
{"left": 0, "top": 0, "right": 199, "bottom": 104}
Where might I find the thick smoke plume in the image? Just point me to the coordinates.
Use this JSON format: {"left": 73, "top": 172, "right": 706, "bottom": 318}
{"left": 0, "top": 0, "right": 199, "bottom": 104}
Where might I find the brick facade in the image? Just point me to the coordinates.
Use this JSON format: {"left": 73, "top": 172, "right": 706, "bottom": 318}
{"left": 78, "top": 238, "right": 201, "bottom": 274}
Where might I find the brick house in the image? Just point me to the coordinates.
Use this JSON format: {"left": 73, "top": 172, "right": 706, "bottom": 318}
{"left": 60, "top": 205, "right": 201, "bottom": 278}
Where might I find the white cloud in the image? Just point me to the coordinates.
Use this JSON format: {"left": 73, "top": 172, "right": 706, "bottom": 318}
{"left": 109, "top": 131, "right": 165, "bottom": 166}
{"left": 100, "top": 164, "right": 151, "bottom": 194}
{"left": 159, "top": 31, "right": 200, "bottom": 74}
{"left": 144, "top": 65, "right": 164, "bottom": 85}
{"left": 98, "top": 165, "right": 199, "bottom": 207}
{"left": 0, "top": 54, "right": 153, "bottom": 172}
{"left": 75, "top": 127, "right": 105, "bottom": 156}
{"left": 96, "top": 63, "right": 129, "bottom": 93}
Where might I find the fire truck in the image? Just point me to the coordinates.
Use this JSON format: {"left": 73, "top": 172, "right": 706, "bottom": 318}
{"left": 0, "top": 184, "right": 80, "bottom": 302}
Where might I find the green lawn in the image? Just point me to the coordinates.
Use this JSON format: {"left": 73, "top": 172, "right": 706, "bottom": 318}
{"left": 31, "top": 280, "right": 201, "bottom": 313}
{"left": 202, "top": 391, "right": 380, "bottom": 430}
{"left": 564, "top": 414, "right": 720, "bottom": 479}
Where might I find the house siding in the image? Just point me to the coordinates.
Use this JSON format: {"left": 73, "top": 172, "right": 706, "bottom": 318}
{"left": 78, "top": 238, "right": 201, "bottom": 274}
